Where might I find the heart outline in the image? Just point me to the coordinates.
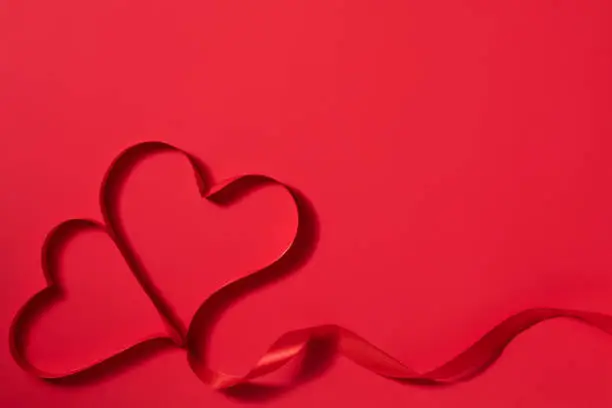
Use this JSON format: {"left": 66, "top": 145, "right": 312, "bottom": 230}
{"left": 9, "top": 141, "right": 314, "bottom": 383}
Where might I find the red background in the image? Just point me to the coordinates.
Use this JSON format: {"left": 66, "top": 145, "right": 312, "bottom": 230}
{"left": 2, "top": 1, "right": 612, "bottom": 407}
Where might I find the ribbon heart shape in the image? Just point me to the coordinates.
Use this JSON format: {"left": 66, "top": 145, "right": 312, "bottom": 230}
{"left": 11, "top": 141, "right": 612, "bottom": 391}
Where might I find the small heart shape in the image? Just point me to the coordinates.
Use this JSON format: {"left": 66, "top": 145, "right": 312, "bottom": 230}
{"left": 9, "top": 218, "right": 177, "bottom": 381}
{"left": 16, "top": 225, "right": 171, "bottom": 376}
{"left": 10, "top": 141, "right": 313, "bottom": 382}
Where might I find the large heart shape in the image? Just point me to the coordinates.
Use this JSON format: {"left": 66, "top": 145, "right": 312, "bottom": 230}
{"left": 9, "top": 141, "right": 317, "bottom": 383}
{"left": 115, "top": 149, "right": 301, "bottom": 334}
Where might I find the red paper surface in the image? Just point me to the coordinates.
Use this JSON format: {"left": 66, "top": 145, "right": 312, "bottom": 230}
{"left": 2, "top": 1, "right": 612, "bottom": 406}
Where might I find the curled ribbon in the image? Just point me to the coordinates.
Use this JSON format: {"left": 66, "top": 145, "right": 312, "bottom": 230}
{"left": 10, "top": 141, "right": 612, "bottom": 391}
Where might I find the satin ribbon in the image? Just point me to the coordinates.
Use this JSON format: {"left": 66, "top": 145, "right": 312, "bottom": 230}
{"left": 10, "top": 141, "right": 612, "bottom": 390}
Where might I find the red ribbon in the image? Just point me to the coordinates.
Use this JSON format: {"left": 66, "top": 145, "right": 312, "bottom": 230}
{"left": 10, "top": 141, "right": 612, "bottom": 390}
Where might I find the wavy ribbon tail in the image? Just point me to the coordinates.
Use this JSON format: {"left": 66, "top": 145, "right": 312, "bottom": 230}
{"left": 187, "top": 308, "right": 612, "bottom": 389}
